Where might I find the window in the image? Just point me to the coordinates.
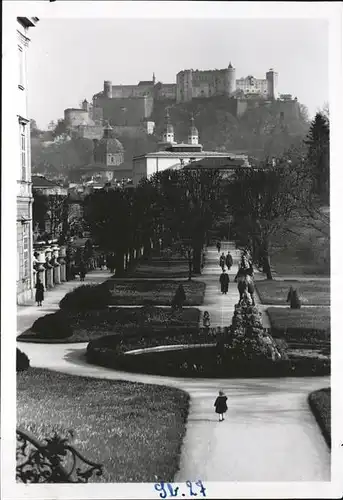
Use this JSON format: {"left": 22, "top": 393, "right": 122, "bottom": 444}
{"left": 20, "top": 123, "right": 26, "bottom": 180}
{"left": 23, "top": 230, "right": 29, "bottom": 278}
{"left": 18, "top": 45, "right": 25, "bottom": 88}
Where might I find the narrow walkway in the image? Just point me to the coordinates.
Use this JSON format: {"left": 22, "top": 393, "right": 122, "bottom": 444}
{"left": 196, "top": 242, "right": 241, "bottom": 328}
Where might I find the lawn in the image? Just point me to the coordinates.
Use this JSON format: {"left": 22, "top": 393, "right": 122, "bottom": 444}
{"left": 267, "top": 307, "right": 330, "bottom": 340}
{"left": 17, "top": 368, "right": 190, "bottom": 482}
{"left": 256, "top": 280, "right": 330, "bottom": 306}
{"left": 107, "top": 280, "right": 206, "bottom": 306}
{"left": 308, "top": 388, "right": 331, "bottom": 447}
{"left": 17, "top": 306, "right": 201, "bottom": 343}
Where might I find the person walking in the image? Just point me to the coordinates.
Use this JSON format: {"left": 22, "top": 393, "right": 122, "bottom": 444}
{"left": 35, "top": 278, "right": 45, "bottom": 307}
{"left": 79, "top": 260, "right": 87, "bottom": 282}
{"left": 203, "top": 311, "right": 211, "bottom": 330}
{"left": 216, "top": 241, "right": 221, "bottom": 253}
{"left": 219, "top": 252, "right": 226, "bottom": 271}
{"left": 214, "top": 390, "right": 228, "bottom": 422}
{"left": 225, "top": 251, "right": 233, "bottom": 270}
{"left": 219, "top": 269, "right": 229, "bottom": 294}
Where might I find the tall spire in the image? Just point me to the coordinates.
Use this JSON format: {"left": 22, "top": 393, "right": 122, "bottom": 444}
{"left": 188, "top": 114, "right": 198, "bottom": 145}
{"left": 162, "top": 107, "right": 174, "bottom": 143}
{"left": 152, "top": 72, "right": 156, "bottom": 84}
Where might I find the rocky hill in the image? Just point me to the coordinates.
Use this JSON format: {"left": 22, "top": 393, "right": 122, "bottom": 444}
{"left": 151, "top": 97, "right": 309, "bottom": 159}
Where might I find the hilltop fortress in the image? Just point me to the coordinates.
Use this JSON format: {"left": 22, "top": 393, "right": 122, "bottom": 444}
{"left": 64, "top": 63, "right": 299, "bottom": 140}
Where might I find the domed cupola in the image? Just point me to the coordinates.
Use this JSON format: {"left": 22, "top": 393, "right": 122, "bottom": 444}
{"left": 93, "top": 121, "right": 124, "bottom": 166}
{"left": 188, "top": 115, "right": 198, "bottom": 145}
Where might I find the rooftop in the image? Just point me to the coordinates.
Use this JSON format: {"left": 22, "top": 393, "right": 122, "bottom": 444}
{"left": 32, "top": 175, "right": 64, "bottom": 188}
{"left": 133, "top": 151, "right": 248, "bottom": 160}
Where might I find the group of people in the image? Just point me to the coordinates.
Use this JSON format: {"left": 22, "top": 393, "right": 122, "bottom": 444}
{"left": 218, "top": 250, "right": 233, "bottom": 294}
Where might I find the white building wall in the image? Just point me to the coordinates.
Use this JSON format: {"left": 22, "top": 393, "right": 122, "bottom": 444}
{"left": 16, "top": 17, "right": 38, "bottom": 304}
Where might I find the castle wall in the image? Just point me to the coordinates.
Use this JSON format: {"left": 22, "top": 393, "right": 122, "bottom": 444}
{"left": 94, "top": 96, "right": 154, "bottom": 126}
{"left": 64, "top": 108, "right": 91, "bottom": 128}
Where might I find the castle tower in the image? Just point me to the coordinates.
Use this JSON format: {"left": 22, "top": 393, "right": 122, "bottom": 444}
{"left": 82, "top": 98, "right": 89, "bottom": 112}
{"left": 104, "top": 80, "right": 112, "bottom": 99}
{"left": 162, "top": 108, "right": 175, "bottom": 143}
{"left": 226, "top": 62, "right": 236, "bottom": 96}
{"left": 266, "top": 69, "right": 278, "bottom": 100}
{"left": 187, "top": 115, "right": 199, "bottom": 145}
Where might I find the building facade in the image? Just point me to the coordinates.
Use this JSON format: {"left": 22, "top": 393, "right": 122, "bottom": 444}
{"left": 132, "top": 114, "right": 250, "bottom": 186}
{"left": 16, "top": 17, "right": 39, "bottom": 304}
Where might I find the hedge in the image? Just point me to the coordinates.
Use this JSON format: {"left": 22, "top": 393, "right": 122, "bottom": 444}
{"left": 31, "top": 312, "right": 73, "bottom": 339}
{"left": 17, "top": 348, "right": 30, "bottom": 372}
{"left": 308, "top": 388, "right": 331, "bottom": 448}
{"left": 59, "top": 284, "right": 112, "bottom": 311}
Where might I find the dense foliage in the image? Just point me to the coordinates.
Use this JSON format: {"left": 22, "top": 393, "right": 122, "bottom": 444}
{"left": 59, "top": 284, "right": 113, "bottom": 311}
{"left": 17, "top": 348, "right": 30, "bottom": 372}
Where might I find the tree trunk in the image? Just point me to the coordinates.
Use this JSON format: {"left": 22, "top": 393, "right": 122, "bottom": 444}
{"left": 115, "top": 251, "right": 125, "bottom": 277}
{"left": 187, "top": 250, "right": 192, "bottom": 281}
{"left": 192, "top": 244, "right": 202, "bottom": 274}
{"left": 261, "top": 238, "right": 273, "bottom": 280}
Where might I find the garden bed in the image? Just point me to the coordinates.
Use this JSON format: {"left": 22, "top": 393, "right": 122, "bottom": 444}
{"left": 106, "top": 280, "right": 206, "bottom": 306}
{"left": 267, "top": 307, "right": 330, "bottom": 342}
{"left": 87, "top": 330, "right": 330, "bottom": 378}
{"left": 17, "top": 306, "right": 201, "bottom": 343}
{"left": 17, "top": 368, "right": 190, "bottom": 482}
{"left": 308, "top": 388, "right": 331, "bottom": 447}
{"left": 255, "top": 280, "right": 330, "bottom": 306}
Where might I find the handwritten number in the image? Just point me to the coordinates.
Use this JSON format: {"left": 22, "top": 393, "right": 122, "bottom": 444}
{"left": 195, "top": 480, "right": 207, "bottom": 497}
{"left": 186, "top": 480, "right": 197, "bottom": 496}
{"left": 155, "top": 482, "right": 167, "bottom": 499}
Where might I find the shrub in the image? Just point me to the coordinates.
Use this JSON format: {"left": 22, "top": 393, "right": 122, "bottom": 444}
{"left": 59, "top": 284, "right": 112, "bottom": 311}
{"left": 31, "top": 312, "right": 73, "bottom": 339}
{"left": 17, "top": 348, "right": 30, "bottom": 372}
{"left": 308, "top": 388, "right": 331, "bottom": 447}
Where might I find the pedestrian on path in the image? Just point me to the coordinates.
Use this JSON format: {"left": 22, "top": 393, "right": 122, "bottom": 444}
{"left": 202, "top": 311, "right": 211, "bottom": 330}
{"left": 216, "top": 241, "right": 221, "bottom": 253}
{"left": 219, "top": 269, "right": 229, "bottom": 294}
{"left": 219, "top": 252, "right": 226, "bottom": 271}
{"left": 35, "top": 278, "right": 45, "bottom": 307}
{"left": 214, "top": 390, "right": 228, "bottom": 422}
{"left": 79, "top": 261, "right": 87, "bottom": 282}
{"left": 225, "top": 251, "right": 233, "bottom": 270}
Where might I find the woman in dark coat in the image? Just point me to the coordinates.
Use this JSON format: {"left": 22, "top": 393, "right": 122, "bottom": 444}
{"left": 35, "top": 278, "right": 44, "bottom": 307}
{"left": 79, "top": 261, "right": 87, "bottom": 281}
{"left": 214, "top": 390, "right": 228, "bottom": 422}
{"left": 219, "top": 252, "right": 226, "bottom": 271}
{"left": 219, "top": 270, "right": 229, "bottom": 294}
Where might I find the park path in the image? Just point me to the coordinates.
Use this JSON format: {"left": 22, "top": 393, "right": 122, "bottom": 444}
{"left": 195, "top": 241, "right": 240, "bottom": 328}
{"left": 17, "top": 241, "right": 331, "bottom": 481}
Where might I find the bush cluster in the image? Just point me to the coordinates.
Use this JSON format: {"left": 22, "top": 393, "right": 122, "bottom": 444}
{"left": 17, "top": 348, "right": 30, "bottom": 372}
{"left": 31, "top": 312, "right": 73, "bottom": 339}
{"left": 308, "top": 388, "right": 331, "bottom": 447}
{"left": 228, "top": 299, "right": 287, "bottom": 362}
{"left": 59, "top": 284, "right": 112, "bottom": 311}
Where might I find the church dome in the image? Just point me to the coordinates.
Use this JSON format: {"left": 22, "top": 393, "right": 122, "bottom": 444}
{"left": 100, "top": 122, "right": 124, "bottom": 152}
{"left": 105, "top": 137, "right": 124, "bottom": 153}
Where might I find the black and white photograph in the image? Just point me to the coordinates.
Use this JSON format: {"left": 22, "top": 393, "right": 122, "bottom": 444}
{"left": 2, "top": 1, "right": 343, "bottom": 498}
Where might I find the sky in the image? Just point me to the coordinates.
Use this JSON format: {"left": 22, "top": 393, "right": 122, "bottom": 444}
{"left": 27, "top": 18, "right": 329, "bottom": 129}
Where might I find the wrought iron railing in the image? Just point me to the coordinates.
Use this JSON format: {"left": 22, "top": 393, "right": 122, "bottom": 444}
{"left": 16, "top": 427, "right": 103, "bottom": 483}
